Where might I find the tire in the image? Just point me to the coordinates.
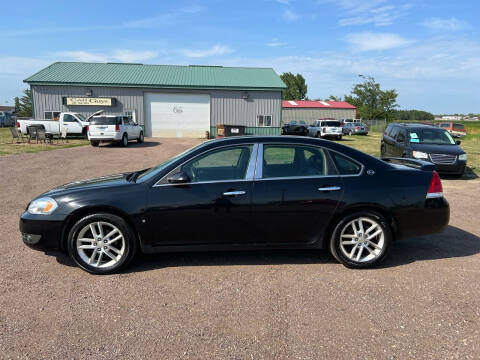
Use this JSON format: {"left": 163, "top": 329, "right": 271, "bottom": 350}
{"left": 380, "top": 145, "right": 385, "bottom": 157}
{"left": 349, "top": 130, "right": 353, "bottom": 136}
{"left": 67, "top": 213, "right": 137, "bottom": 274}
{"left": 82, "top": 128, "right": 88, "bottom": 139}
{"left": 90, "top": 141, "right": 100, "bottom": 147}
{"left": 121, "top": 133, "right": 128, "bottom": 147}
{"left": 329, "top": 211, "right": 392, "bottom": 269}
{"left": 137, "top": 131, "right": 144, "bottom": 143}
{"left": 337, "top": 136, "right": 342, "bottom": 140}
{"left": 316, "top": 132, "right": 320, "bottom": 138}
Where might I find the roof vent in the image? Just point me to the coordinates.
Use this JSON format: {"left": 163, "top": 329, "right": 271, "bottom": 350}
{"left": 319, "top": 101, "right": 331, "bottom": 106}
{"left": 288, "top": 101, "right": 298, "bottom": 105}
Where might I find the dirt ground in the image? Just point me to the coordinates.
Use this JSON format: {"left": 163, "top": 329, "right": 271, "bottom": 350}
{"left": 0, "top": 139, "right": 479, "bottom": 359}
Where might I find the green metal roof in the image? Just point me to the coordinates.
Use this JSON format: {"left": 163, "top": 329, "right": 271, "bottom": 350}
{"left": 24, "top": 62, "right": 286, "bottom": 91}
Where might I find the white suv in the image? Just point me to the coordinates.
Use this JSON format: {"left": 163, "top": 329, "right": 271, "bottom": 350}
{"left": 88, "top": 115, "right": 144, "bottom": 147}
{"left": 308, "top": 120, "right": 343, "bottom": 140}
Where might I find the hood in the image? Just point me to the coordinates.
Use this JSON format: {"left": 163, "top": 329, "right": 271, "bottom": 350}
{"left": 86, "top": 110, "right": 104, "bottom": 122}
{"left": 409, "top": 143, "right": 465, "bottom": 155}
{"left": 45, "top": 172, "right": 131, "bottom": 195}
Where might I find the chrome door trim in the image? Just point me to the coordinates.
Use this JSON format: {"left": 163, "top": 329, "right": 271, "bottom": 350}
{"left": 253, "top": 143, "right": 264, "bottom": 179}
{"left": 318, "top": 186, "right": 342, "bottom": 191}
{"left": 245, "top": 144, "right": 259, "bottom": 181}
{"left": 223, "top": 191, "right": 246, "bottom": 196}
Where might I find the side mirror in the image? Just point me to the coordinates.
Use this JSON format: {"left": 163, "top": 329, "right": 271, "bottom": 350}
{"left": 455, "top": 140, "right": 461, "bottom": 145}
{"left": 167, "top": 171, "right": 190, "bottom": 184}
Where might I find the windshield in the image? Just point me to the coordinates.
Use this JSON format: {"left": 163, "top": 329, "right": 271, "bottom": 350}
{"left": 298, "top": 120, "right": 306, "bottom": 125}
{"left": 75, "top": 113, "right": 86, "bottom": 121}
{"left": 289, "top": 121, "right": 297, "bottom": 125}
{"left": 409, "top": 129, "right": 455, "bottom": 145}
{"left": 136, "top": 141, "right": 209, "bottom": 182}
{"left": 90, "top": 117, "right": 119, "bottom": 125}
{"left": 325, "top": 121, "right": 342, "bottom": 127}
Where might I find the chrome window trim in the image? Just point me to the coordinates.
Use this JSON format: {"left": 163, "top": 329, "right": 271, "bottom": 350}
{"left": 245, "top": 144, "right": 259, "bottom": 180}
{"left": 153, "top": 178, "right": 251, "bottom": 187}
{"left": 153, "top": 143, "right": 257, "bottom": 187}
{"left": 254, "top": 143, "right": 264, "bottom": 179}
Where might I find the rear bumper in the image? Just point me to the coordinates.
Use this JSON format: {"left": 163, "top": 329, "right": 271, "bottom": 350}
{"left": 19, "top": 212, "right": 64, "bottom": 250}
{"left": 395, "top": 196, "right": 450, "bottom": 240}
{"left": 88, "top": 133, "right": 122, "bottom": 141}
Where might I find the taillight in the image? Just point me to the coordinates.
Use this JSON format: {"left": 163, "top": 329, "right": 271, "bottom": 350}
{"left": 323, "top": 127, "right": 326, "bottom": 132}
{"left": 87, "top": 125, "right": 90, "bottom": 132}
{"left": 356, "top": 126, "right": 360, "bottom": 130}
{"left": 427, "top": 171, "right": 443, "bottom": 198}
{"left": 17, "top": 121, "right": 20, "bottom": 128}
{"left": 115, "top": 124, "right": 120, "bottom": 131}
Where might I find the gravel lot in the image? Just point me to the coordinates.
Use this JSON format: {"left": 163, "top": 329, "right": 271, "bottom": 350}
{"left": 1, "top": 139, "right": 479, "bottom": 359}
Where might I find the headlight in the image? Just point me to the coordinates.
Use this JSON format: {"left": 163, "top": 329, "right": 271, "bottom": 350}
{"left": 28, "top": 197, "right": 58, "bottom": 215}
{"left": 412, "top": 151, "right": 428, "bottom": 159}
{"left": 459, "top": 154, "right": 467, "bottom": 161}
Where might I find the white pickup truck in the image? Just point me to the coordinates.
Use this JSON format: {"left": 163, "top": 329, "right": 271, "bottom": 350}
{"left": 17, "top": 110, "right": 103, "bottom": 137}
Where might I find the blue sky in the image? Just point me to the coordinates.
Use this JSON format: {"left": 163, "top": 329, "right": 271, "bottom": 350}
{"left": 1, "top": 0, "right": 479, "bottom": 114}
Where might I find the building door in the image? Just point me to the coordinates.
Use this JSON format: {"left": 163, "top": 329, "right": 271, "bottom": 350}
{"left": 144, "top": 93, "right": 210, "bottom": 138}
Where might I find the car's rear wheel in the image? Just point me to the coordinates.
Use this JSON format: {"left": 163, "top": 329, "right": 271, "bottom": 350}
{"left": 121, "top": 133, "right": 128, "bottom": 147}
{"left": 90, "top": 140, "right": 100, "bottom": 147}
{"left": 137, "top": 131, "right": 144, "bottom": 143}
{"left": 67, "top": 213, "right": 137, "bottom": 274}
{"left": 329, "top": 211, "right": 392, "bottom": 268}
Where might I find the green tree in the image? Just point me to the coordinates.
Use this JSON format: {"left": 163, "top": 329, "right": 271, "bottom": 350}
{"left": 14, "top": 96, "right": 20, "bottom": 114}
{"left": 280, "top": 72, "right": 308, "bottom": 100}
{"left": 328, "top": 95, "right": 342, "bottom": 101}
{"left": 344, "top": 75, "right": 398, "bottom": 120}
{"left": 393, "top": 109, "right": 434, "bottom": 121}
{"left": 17, "top": 88, "right": 33, "bottom": 117}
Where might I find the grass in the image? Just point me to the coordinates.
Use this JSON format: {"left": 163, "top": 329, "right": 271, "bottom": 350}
{"left": 0, "top": 128, "right": 88, "bottom": 156}
{"left": 339, "top": 130, "right": 480, "bottom": 176}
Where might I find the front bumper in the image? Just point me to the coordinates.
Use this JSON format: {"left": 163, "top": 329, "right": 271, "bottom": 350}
{"left": 19, "top": 212, "right": 64, "bottom": 250}
{"left": 434, "top": 161, "right": 466, "bottom": 175}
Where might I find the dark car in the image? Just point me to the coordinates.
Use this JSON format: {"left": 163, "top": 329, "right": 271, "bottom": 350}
{"left": 381, "top": 123, "right": 467, "bottom": 175}
{"left": 282, "top": 120, "right": 308, "bottom": 136}
{"left": 20, "top": 136, "right": 449, "bottom": 274}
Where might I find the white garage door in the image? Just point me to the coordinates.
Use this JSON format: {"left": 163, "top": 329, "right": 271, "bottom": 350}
{"left": 145, "top": 93, "right": 210, "bottom": 138}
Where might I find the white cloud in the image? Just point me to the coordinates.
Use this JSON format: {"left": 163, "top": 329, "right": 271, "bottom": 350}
{"left": 283, "top": 9, "right": 300, "bottom": 22}
{"left": 181, "top": 44, "right": 233, "bottom": 58}
{"left": 421, "top": 17, "right": 471, "bottom": 32}
{"left": 345, "top": 32, "right": 413, "bottom": 51}
{"left": 266, "top": 38, "right": 287, "bottom": 47}
{"left": 275, "top": 0, "right": 291, "bottom": 4}
{"left": 57, "top": 50, "right": 159, "bottom": 63}
{"left": 322, "top": 0, "right": 412, "bottom": 27}
{"left": 124, "top": 6, "right": 203, "bottom": 28}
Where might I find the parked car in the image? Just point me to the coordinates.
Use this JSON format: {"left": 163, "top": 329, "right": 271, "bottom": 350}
{"left": 0, "top": 111, "right": 15, "bottom": 127}
{"left": 281, "top": 120, "right": 308, "bottom": 136}
{"left": 87, "top": 115, "right": 143, "bottom": 147}
{"left": 438, "top": 122, "right": 467, "bottom": 138}
{"left": 340, "top": 119, "right": 362, "bottom": 126}
{"left": 20, "top": 136, "right": 449, "bottom": 274}
{"left": 308, "top": 120, "right": 343, "bottom": 140}
{"left": 17, "top": 110, "right": 103, "bottom": 137}
{"left": 381, "top": 123, "right": 467, "bottom": 175}
{"left": 343, "top": 122, "right": 368, "bottom": 135}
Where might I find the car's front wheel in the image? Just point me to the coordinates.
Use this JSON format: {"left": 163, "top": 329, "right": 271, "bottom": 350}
{"left": 137, "top": 131, "right": 144, "bottom": 143}
{"left": 67, "top": 213, "right": 137, "bottom": 274}
{"left": 329, "top": 211, "right": 392, "bottom": 268}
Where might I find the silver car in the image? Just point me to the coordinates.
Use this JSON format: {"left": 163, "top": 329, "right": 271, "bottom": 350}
{"left": 343, "top": 122, "right": 368, "bottom": 135}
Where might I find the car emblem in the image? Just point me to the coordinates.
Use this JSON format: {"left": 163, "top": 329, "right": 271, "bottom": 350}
{"left": 367, "top": 169, "right": 375, "bottom": 175}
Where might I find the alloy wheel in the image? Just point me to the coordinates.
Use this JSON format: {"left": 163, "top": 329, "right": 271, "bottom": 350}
{"left": 76, "top": 221, "right": 126, "bottom": 268}
{"left": 338, "top": 217, "right": 385, "bottom": 263}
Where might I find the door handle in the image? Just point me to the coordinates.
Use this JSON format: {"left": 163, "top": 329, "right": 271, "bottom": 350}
{"left": 223, "top": 191, "right": 246, "bottom": 196}
{"left": 318, "top": 186, "right": 341, "bottom": 191}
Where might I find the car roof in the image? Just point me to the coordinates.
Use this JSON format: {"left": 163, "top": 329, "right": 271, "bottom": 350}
{"left": 391, "top": 123, "right": 438, "bottom": 129}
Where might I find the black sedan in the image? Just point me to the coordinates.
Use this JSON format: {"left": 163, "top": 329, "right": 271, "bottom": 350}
{"left": 282, "top": 120, "right": 308, "bottom": 136}
{"left": 20, "top": 136, "right": 449, "bottom": 274}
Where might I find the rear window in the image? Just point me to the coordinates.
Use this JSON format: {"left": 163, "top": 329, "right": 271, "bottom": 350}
{"left": 453, "top": 123, "right": 464, "bottom": 129}
{"left": 90, "top": 116, "right": 120, "bottom": 125}
{"left": 325, "top": 121, "right": 341, "bottom": 127}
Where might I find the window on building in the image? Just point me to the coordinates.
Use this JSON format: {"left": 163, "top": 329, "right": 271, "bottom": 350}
{"left": 257, "top": 115, "right": 272, "bottom": 127}
{"left": 44, "top": 111, "right": 61, "bottom": 121}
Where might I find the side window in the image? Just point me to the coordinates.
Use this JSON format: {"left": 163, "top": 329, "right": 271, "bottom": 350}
{"left": 263, "top": 145, "right": 326, "bottom": 178}
{"left": 122, "top": 117, "right": 130, "bottom": 125}
{"left": 440, "top": 123, "right": 449, "bottom": 128}
{"left": 182, "top": 145, "right": 253, "bottom": 183}
{"left": 330, "top": 151, "right": 362, "bottom": 175}
{"left": 63, "top": 114, "right": 75, "bottom": 122}
{"left": 396, "top": 130, "right": 405, "bottom": 143}
{"left": 390, "top": 127, "right": 399, "bottom": 139}
{"left": 384, "top": 124, "right": 393, "bottom": 136}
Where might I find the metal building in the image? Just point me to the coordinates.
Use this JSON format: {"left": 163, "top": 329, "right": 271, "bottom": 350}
{"left": 282, "top": 100, "right": 357, "bottom": 123}
{"left": 24, "top": 62, "right": 286, "bottom": 137}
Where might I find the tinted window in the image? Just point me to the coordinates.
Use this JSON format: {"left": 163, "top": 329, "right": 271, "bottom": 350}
{"left": 325, "top": 121, "right": 342, "bottom": 127}
{"left": 408, "top": 129, "right": 455, "bottom": 145}
{"left": 390, "top": 127, "right": 399, "bottom": 139}
{"left": 440, "top": 123, "right": 449, "bottom": 128}
{"left": 289, "top": 121, "right": 297, "bottom": 125}
{"left": 63, "top": 114, "right": 76, "bottom": 123}
{"left": 396, "top": 130, "right": 405, "bottom": 143}
{"left": 90, "top": 117, "right": 120, "bottom": 125}
{"left": 182, "top": 145, "right": 253, "bottom": 182}
{"left": 384, "top": 124, "right": 393, "bottom": 136}
{"left": 453, "top": 123, "right": 464, "bottom": 129}
{"left": 330, "top": 152, "right": 362, "bottom": 175}
{"left": 263, "top": 145, "right": 326, "bottom": 178}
